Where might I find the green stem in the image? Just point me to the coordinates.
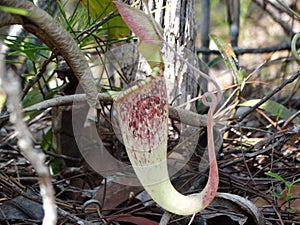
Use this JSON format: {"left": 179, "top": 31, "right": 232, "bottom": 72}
{"left": 291, "top": 33, "right": 300, "bottom": 64}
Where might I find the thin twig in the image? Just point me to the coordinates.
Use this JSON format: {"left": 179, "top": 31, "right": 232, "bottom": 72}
{"left": 282, "top": 109, "right": 300, "bottom": 129}
{"left": 22, "top": 52, "right": 58, "bottom": 100}
{"left": 197, "top": 40, "right": 300, "bottom": 55}
{"left": 75, "top": 9, "right": 117, "bottom": 40}
{"left": 253, "top": 0, "right": 294, "bottom": 35}
{"left": 236, "top": 70, "right": 300, "bottom": 123}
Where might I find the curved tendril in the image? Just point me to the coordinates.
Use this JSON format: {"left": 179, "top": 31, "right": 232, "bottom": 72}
{"left": 291, "top": 33, "right": 300, "bottom": 62}
{"left": 202, "top": 91, "right": 218, "bottom": 112}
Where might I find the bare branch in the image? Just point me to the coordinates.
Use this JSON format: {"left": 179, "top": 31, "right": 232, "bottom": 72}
{"left": 0, "top": 93, "right": 209, "bottom": 128}
{"left": 197, "top": 41, "right": 300, "bottom": 56}
{"left": 0, "top": 46, "right": 57, "bottom": 224}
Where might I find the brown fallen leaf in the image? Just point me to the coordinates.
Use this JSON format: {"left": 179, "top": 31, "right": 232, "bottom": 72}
{"left": 278, "top": 184, "right": 300, "bottom": 213}
{"left": 202, "top": 192, "right": 266, "bottom": 225}
{"left": 93, "top": 181, "right": 143, "bottom": 214}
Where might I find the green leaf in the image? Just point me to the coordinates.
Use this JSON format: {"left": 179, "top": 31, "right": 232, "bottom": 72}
{"left": 114, "top": 1, "right": 163, "bottom": 69}
{"left": 209, "top": 34, "right": 244, "bottom": 85}
{"left": 272, "top": 193, "right": 283, "bottom": 198}
{"left": 207, "top": 55, "right": 223, "bottom": 67}
{"left": 41, "top": 129, "right": 62, "bottom": 175}
{"left": 265, "top": 171, "right": 286, "bottom": 183}
{"left": 41, "top": 129, "right": 53, "bottom": 151}
{"left": 239, "top": 99, "right": 300, "bottom": 124}
{"left": 0, "top": 6, "right": 29, "bottom": 16}
{"left": 80, "top": 0, "right": 130, "bottom": 39}
{"left": 292, "top": 178, "right": 300, "bottom": 184}
{"left": 23, "top": 49, "right": 35, "bottom": 62}
{"left": 287, "top": 208, "right": 297, "bottom": 214}
{"left": 21, "top": 88, "right": 43, "bottom": 108}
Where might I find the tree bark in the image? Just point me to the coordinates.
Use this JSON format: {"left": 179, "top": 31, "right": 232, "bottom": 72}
{"left": 148, "top": 0, "right": 198, "bottom": 110}
{"left": 118, "top": 0, "right": 198, "bottom": 110}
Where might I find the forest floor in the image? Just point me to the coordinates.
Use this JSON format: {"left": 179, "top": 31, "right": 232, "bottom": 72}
{"left": 0, "top": 82, "right": 299, "bottom": 225}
